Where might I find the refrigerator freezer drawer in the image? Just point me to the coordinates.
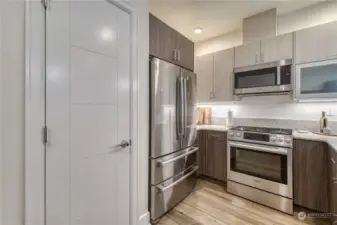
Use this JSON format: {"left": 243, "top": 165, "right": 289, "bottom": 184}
{"left": 150, "top": 165, "right": 198, "bottom": 221}
{"left": 151, "top": 146, "right": 198, "bottom": 185}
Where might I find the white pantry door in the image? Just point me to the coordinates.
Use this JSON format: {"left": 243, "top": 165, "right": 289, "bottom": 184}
{"left": 46, "top": 1, "right": 131, "bottom": 225}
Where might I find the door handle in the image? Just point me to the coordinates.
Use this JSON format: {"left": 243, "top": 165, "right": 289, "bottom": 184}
{"left": 114, "top": 140, "right": 130, "bottom": 149}
{"left": 332, "top": 158, "right": 336, "bottom": 164}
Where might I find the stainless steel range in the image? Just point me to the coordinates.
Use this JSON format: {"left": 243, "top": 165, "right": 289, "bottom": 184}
{"left": 227, "top": 126, "right": 293, "bottom": 214}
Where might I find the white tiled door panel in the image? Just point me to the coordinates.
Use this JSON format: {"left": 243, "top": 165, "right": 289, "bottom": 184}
{"left": 71, "top": 47, "right": 117, "bottom": 104}
{"left": 70, "top": 1, "right": 118, "bottom": 57}
{"left": 71, "top": 105, "right": 117, "bottom": 159}
{"left": 71, "top": 155, "right": 118, "bottom": 225}
{"left": 46, "top": 1, "right": 131, "bottom": 225}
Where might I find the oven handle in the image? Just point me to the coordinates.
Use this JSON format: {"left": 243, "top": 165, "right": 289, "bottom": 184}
{"left": 228, "top": 141, "right": 289, "bottom": 155}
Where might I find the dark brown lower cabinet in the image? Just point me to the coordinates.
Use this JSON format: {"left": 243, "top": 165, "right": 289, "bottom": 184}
{"left": 293, "top": 139, "right": 329, "bottom": 212}
{"left": 198, "top": 130, "right": 207, "bottom": 175}
{"left": 329, "top": 146, "right": 337, "bottom": 224}
{"left": 197, "top": 130, "right": 227, "bottom": 182}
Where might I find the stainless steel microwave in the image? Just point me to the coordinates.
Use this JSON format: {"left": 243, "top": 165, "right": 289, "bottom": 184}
{"left": 234, "top": 59, "right": 292, "bottom": 96}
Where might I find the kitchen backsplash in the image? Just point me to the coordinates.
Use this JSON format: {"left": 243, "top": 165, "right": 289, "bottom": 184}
{"left": 199, "top": 101, "right": 337, "bottom": 132}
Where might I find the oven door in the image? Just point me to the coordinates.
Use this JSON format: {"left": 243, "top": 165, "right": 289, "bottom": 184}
{"left": 227, "top": 141, "right": 293, "bottom": 198}
{"left": 234, "top": 67, "right": 278, "bottom": 95}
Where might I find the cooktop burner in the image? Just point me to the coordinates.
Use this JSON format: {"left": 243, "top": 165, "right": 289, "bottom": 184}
{"left": 231, "top": 126, "right": 292, "bottom": 135}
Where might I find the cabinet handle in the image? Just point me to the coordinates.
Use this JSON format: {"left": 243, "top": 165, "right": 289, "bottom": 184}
{"left": 213, "top": 92, "right": 216, "bottom": 100}
{"left": 177, "top": 50, "right": 181, "bottom": 61}
{"left": 255, "top": 53, "right": 259, "bottom": 64}
{"left": 209, "top": 92, "right": 212, "bottom": 100}
{"left": 211, "top": 135, "right": 222, "bottom": 138}
{"left": 332, "top": 158, "right": 336, "bottom": 164}
{"left": 333, "top": 177, "right": 337, "bottom": 180}
{"left": 261, "top": 52, "right": 264, "bottom": 63}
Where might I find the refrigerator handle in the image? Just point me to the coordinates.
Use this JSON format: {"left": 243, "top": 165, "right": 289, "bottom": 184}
{"left": 180, "top": 77, "right": 185, "bottom": 137}
{"left": 183, "top": 77, "right": 188, "bottom": 137}
{"left": 176, "top": 77, "right": 184, "bottom": 138}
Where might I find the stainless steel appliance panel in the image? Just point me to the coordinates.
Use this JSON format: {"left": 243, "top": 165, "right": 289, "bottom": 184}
{"left": 151, "top": 58, "right": 181, "bottom": 158}
{"left": 227, "top": 181, "right": 293, "bottom": 214}
{"left": 180, "top": 68, "right": 197, "bottom": 149}
{"left": 151, "top": 146, "right": 198, "bottom": 185}
{"left": 234, "top": 59, "right": 292, "bottom": 96}
{"left": 227, "top": 141, "right": 293, "bottom": 198}
{"left": 150, "top": 165, "right": 198, "bottom": 221}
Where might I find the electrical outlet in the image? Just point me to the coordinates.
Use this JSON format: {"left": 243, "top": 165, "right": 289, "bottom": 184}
{"left": 327, "top": 108, "right": 334, "bottom": 117}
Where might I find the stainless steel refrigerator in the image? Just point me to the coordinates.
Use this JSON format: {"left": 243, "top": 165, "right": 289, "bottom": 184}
{"left": 149, "top": 57, "right": 198, "bottom": 221}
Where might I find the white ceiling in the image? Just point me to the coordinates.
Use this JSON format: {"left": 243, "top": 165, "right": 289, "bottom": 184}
{"left": 149, "top": 0, "right": 325, "bottom": 42}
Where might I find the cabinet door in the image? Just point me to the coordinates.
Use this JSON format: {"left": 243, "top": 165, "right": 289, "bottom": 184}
{"left": 157, "top": 20, "right": 177, "bottom": 64}
{"left": 260, "top": 33, "right": 293, "bottom": 63}
{"left": 296, "top": 21, "right": 337, "bottom": 64}
{"left": 149, "top": 14, "right": 177, "bottom": 63}
{"left": 234, "top": 41, "right": 260, "bottom": 68}
{"left": 196, "top": 54, "right": 214, "bottom": 102}
{"left": 329, "top": 147, "right": 337, "bottom": 223}
{"left": 177, "top": 34, "right": 194, "bottom": 71}
{"left": 198, "top": 131, "right": 207, "bottom": 175}
{"left": 214, "top": 48, "right": 234, "bottom": 101}
{"left": 149, "top": 14, "right": 160, "bottom": 57}
{"left": 293, "top": 139, "right": 329, "bottom": 212}
{"left": 206, "top": 131, "right": 226, "bottom": 181}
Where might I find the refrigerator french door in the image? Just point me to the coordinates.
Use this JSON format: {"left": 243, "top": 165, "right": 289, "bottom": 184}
{"left": 149, "top": 57, "right": 198, "bottom": 221}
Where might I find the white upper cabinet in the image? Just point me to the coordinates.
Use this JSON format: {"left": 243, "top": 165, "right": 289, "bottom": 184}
{"left": 196, "top": 53, "right": 214, "bottom": 102}
{"left": 214, "top": 48, "right": 234, "bottom": 101}
{"left": 260, "top": 33, "right": 293, "bottom": 63}
{"left": 296, "top": 21, "right": 337, "bottom": 64}
{"left": 234, "top": 41, "right": 260, "bottom": 68}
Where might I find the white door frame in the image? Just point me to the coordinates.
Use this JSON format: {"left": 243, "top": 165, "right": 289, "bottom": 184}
{"left": 24, "top": 1, "right": 141, "bottom": 225}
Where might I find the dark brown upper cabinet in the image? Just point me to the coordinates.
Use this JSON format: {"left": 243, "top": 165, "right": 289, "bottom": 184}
{"left": 293, "top": 139, "right": 329, "bottom": 212}
{"left": 149, "top": 14, "right": 194, "bottom": 71}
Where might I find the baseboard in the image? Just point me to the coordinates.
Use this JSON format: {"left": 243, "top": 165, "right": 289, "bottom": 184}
{"left": 138, "top": 211, "right": 150, "bottom": 225}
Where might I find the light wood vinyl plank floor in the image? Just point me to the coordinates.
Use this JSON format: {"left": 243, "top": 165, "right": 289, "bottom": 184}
{"left": 156, "top": 179, "right": 330, "bottom": 225}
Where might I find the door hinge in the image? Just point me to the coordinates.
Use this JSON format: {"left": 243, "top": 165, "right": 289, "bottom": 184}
{"left": 42, "top": 0, "right": 50, "bottom": 9}
{"left": 42, "top": 126, "right": 48, "bottom": 145}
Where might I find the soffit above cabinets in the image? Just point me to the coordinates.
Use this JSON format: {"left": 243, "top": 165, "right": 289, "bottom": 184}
{"left": 149, "top": 0, "right": 325, "bottom": 42}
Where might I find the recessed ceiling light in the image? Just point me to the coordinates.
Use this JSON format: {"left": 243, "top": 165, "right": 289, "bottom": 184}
{"left": 194, "top": 27, "right": 202, "bottom": 34}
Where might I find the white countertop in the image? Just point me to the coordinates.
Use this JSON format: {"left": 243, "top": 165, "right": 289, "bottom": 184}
{"left": 293, "top": 131, "right": 337, "bottom": 152}
{"left": 196, "top": 125, "right": 228, "bottom": 132}
{"left": 196, "top": 126, "right": 337, "bottom": 151}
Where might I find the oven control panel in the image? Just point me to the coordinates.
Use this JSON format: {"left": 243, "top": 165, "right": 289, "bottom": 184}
{"left": 228, "top": 130, "right": 293, "bottom": 148}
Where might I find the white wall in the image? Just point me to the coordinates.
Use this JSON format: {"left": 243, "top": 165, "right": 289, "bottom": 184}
{"left": 278, "top": 0, "right": 337, "bottom": 35}
{"left": 199, "top": 99, "right": 337, "bottom": 122}
{"left": 0, "top": 1, "right": 149, "bottom": 225}
{"left": 195, "top": 1, "right": 337, "bottom": 56}
{"left": 195, "top": 30, "right": 242, "bottom": 56}
{"left": 128, "top": 0, "right": 150, "bottom": 224}
{"left": 0, "top": 0, "right": 25, "bottom": 225}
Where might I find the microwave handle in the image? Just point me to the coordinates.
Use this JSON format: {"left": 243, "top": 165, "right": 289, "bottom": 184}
{"left": 277, "top": 66, "right": 281, "bottom": 85}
